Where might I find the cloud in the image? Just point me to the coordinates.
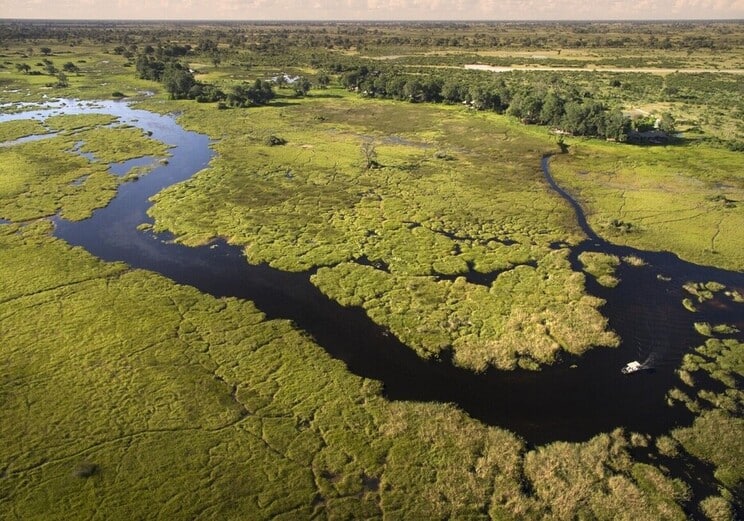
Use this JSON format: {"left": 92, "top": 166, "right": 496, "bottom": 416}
{"left": 2, "top": 0, "right": 743, "bottom": 20}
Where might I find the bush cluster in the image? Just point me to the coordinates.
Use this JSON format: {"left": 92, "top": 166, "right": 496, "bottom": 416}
{"left": 339, "top": 66, "right": 637, "bottom": 140}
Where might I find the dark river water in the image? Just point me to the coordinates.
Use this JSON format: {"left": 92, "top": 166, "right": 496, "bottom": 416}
{"left": 3, "top": 100, "right": 742, "bottom": 449}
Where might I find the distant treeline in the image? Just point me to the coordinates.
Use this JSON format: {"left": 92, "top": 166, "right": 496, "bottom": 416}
{"left": 133, "top": 45, "right": 673, "bottom": 141}
{"left": 135, "top": 48, "right": 275, "bottom": 107}
{"left": 2, "top": 20, "right": 742, "bottom": 53}
{"left": 336, "top": 66, "right": 673, "bottom": 141}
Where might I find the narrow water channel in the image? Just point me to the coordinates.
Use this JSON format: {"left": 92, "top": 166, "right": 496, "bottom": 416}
{"left": 3, "top": 100, "right": 742, "bottom": 448}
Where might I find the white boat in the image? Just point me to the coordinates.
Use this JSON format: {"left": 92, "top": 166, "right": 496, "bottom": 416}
{"left": 621, "top": 361, "right": 645, "bottom": 374}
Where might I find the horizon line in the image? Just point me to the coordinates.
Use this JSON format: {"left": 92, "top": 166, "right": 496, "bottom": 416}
{"left": 2, "top": 17, "right": 744, "bottom": 23}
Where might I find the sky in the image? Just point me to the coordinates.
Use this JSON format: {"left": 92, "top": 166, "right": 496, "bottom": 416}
{"left": 1, "top": 0, "right": 743, "bottom": 21}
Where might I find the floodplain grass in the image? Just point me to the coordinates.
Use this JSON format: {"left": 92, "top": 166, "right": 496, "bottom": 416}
{"left": 0, "top": 221, "right": 694, "bottom": 520}
{"left": 0, "top": 119, "right": 49, "bottom": 142}
{"left": 550, "top": 140, "right": 744, "bottom": 271}
{"left": 670, "top": 330, "right": 744, "bottom": 513}
{"left": 660, "top": 270, "right": 744, "bottom": 512}
{"left": 44, "top": 113, "right": 118, "bottom": 132}
{"left": 0, "top": 44, "right": 165, "bottom": 101}
{"left": 1, "top": 24, "right": 743, "bottom": 520}
{"left": 684, "top": 281, "right": 727, "bottom": 303}
{"left": 0, "top": 115, "right": 169, "bottom": 222}
{"left": 579, "top": 251, "right": 621, "bottom": 287}
{"left": 145, "top": 93, "right": 617, "bottom": 371}
{"left": 0, "top": 137, "right": 118, "bottom": 221}
{"left": 71, "top": 125, "right": 171, "bottom": 163}
{"left": 522, "top": 431, "right": 688, "bottom": 520}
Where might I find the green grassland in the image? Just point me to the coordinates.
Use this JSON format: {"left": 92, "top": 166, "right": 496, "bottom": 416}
{"left": 0, "top": 115, "right": 169, "bottom": 222}
{"left": 671, "top": 335, "right": 744, "bottom": 501}
{"left": 666, "top": 285, "right": 744, "bottom": 515}
{"left": 0, "top": 21, "right": 743, "bottom": 520}
{"left": 550, "top": 141, "right": 744, "bottom": 270}
{"left": 144, "top": 94, "right": 618, "bottom": 371}
{"left": 0, "top": 42, "right": 166, "bottom": 100}
{"left": 0, "top": 217, "right": 697, "bottom": 521}
{"left": 579, "top": 251, "right": 622, "bottom": 287}
{"left": 0, "top": 119, "right": 48, "bottom": 142}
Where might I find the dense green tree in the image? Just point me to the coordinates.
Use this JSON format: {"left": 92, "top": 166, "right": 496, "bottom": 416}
{"left": 507, "top": 91, "right": 543, "bottom": 123}
{"left": 441, "top": 80, "right": 466, "bottom": 104}
{"left": 468, "top": 84, "right": 505, "bottom": 112}
{"left": 421, "top": 78, "right": 443, "bottom": 102}
{"left": 562, "top": 101, "right": 606, "bottom": 136}
{"left": 157, "top": 43, "right": 191, "bottom": 58}
{"left": 316, "top": 72, "right": 330, "bottom": 89}
{"left": 228, "top": 79, "right": 275, "bottom": 107}
{"left": 161, "top": 63, "right": 196, "bottom": 100}
{"left": 370, "top": 76, "right": 388, "bottom": 97}
{"left": 341, "top": 69, "right": 364, "bottom": 90}
{"left": 197, "top": 39, "right": 218, "bottom": 53}
{"left": 562, "top": 102, "right": 590, "bottom": 135}
{"left": 62, "top": 61, "right": 79, "bottom": 73}
{"left": 187, "top": 84, "right": 225, "bottom": 103}
{"left": 55, "top": 72, "right": 68, "bottom": 88}
{"left": 135, "top": 54, "right": 165, "bottom": 81}
{"left": 539, "top": 92, "right": 565, "bottom": 126}
{"left": 658, "top": 112, "right": 676, "bottom": 134}
{"left": 604, "top": 109, "right": 631, "bottom": 141}
{"left": 293, "top": 76, "right": 312, "bottom": 97}
{"left": 403, "top": 78, "right": 424, "bottom": 102}
{"left": 467, "top": 85, "right": 487, "bottom": 109}
{"left": 386, "top": 76, "right": 408, "bottom": 100}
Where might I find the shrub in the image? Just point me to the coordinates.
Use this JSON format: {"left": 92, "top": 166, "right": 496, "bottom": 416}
{"left": 264, "top": 135, "right": 287, "bottom": 146}
{"left": 73, "top": 462, "right": 99, "bottom": 478}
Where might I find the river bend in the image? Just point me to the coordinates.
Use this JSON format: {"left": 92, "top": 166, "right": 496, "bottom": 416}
{"left": 2, "top": 99, "right": 742, "bottom": 447}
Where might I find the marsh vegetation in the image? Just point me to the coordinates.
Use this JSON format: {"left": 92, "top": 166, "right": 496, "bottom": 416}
{"left": 0, "top": 20, "right": 742, "bottom": 520}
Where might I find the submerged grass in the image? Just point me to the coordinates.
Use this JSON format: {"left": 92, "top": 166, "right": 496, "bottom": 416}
{"left": 312, "top": 249, "right": 617, "bottom": 371}
{"left": 72, "top": 125, "right": 170, "bottom": 163}
{"left": 522, "top": 431, "right": 688, "bottom": 520}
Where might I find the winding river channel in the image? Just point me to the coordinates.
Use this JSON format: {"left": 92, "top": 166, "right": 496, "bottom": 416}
{"left": 3, "top": 99, "right": 743, "bottom": 448}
